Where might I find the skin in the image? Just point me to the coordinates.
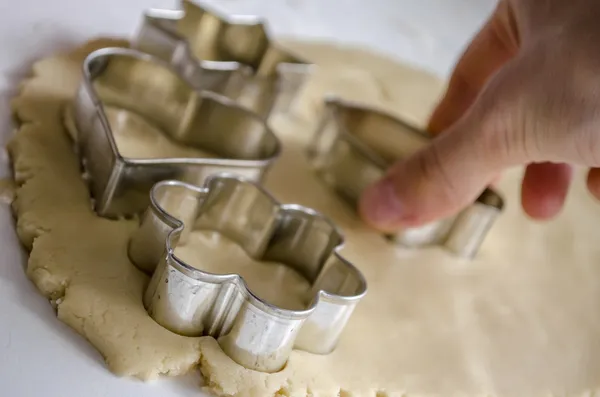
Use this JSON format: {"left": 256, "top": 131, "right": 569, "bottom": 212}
{"left": 358, "top": 0, "right": 600, "bottom": 232}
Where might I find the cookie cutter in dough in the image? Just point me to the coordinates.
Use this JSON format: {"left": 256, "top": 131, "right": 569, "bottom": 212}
{"left": 132, "top": 0, "right": 313, "bottom": 119}
{"left": 127, "top": 174, "right": 367, "bottom": 373}
{"left": 307, "top": 97, "right": 504, "bottom": 259}
{"left": 71, "top": 46, "right": 280, "bottom": 218}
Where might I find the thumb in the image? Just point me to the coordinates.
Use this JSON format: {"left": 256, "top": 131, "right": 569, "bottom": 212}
{"left": 358, "top": 65, "right": 523, "bottom": 232}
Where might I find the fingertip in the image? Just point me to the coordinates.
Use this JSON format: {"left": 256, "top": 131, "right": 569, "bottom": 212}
{"left": 521, "top": 162, "right": 572, "bottom": 220}
{"left": 522, "top": 192, "right": 564, "bottom": 220}
{"left": 586, "top": 168, "right": 600, "bottom": 201}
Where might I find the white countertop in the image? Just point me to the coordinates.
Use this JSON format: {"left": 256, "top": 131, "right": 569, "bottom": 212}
{"left": 0, "top": 0, "right": 495, "bottom": 395}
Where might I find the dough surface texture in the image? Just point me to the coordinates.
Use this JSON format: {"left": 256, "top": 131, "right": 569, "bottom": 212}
{"left": 8, "top": 38, "right": 600, "bottom": 397}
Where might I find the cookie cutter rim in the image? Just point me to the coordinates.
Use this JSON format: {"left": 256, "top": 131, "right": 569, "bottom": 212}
{"left": 141, "top": 0, "right": 310, "bottom": 74}
{"left": 145, "top": 178, "right": 366, "bottom": 312}
{"left": 137, "top": 6, "right": 255, "bottom": 90}
{"left": 307, "top": 95, "right": 505, "bottom": 259}
{"left": 129, "top": 174, "right": 367, "bottom": 373}
{"left": 73, "top": 46, "right": 281, "bottom": 218}
{"left": 132, "top": 0, "right": 314, "bottom": 118}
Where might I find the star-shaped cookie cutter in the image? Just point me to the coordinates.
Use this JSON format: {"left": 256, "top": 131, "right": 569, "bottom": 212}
{"left": 132, "top": 0, "right": 314, "bottom": 119}
{"left": 127, "top": 174, "right": 367, "bottom": 373}
{"left": 71, "top": 47, "right": 281, "bottom": 218}
{"left": 307, "top": 97, "right": 505, "bottom": 260}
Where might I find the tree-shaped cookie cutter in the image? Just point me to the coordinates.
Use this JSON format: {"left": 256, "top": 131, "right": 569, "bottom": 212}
{"left": 132, "top": 0, "right": 314, "bottom": 119}
{"left": 127, "top": 174, "right": 367, "bottom": 373}
{"left": 307, "top": 97, "right": 505, "bottom": 259}
{"left": 71, "top": 47, "right": 281, "bottom": 218}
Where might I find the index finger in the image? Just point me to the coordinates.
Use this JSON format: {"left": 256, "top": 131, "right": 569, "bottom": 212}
{"left": 428, "top": 1, "right": 519, "bottom": 135}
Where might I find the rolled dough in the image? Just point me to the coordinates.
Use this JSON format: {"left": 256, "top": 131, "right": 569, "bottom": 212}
{"left": 8, "top": 37, "right": 600, "bottom": 397}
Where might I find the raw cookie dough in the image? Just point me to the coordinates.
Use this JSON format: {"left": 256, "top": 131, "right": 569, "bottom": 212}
{"left": 8, "top": 37, "right": 600, "bottom": 397}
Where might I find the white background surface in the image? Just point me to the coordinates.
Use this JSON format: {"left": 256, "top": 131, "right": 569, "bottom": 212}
{"left": 0, "top": 0, "right": 495, "bottom": 395}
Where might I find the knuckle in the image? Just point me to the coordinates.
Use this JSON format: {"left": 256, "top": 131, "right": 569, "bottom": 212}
{"left": 414, "top": 144, "right": 463, "bottom": 209}
{"left": 471, "top": 70, "right": 527, "bottom": 164}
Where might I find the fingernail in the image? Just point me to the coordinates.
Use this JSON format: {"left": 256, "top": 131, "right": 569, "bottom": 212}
{"left": 359, "top": 179, "right": 407, "bottom": 229}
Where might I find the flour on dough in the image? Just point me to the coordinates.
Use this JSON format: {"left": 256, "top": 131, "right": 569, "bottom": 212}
{"left": 8, "top": 37, "right": 600, "bottom": 397}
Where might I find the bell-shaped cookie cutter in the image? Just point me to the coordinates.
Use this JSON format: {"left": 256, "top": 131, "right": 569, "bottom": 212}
{"left": 71, "top": 46, "right": 281, "bottom": 218}
{"left": 307, "top": 97, "right": 504, "bottom": 259}
{"left": 132, "top": 0, "right": 314, "bottom": 119}
{"left": 128, "top": 174, "right": 367, "bottom": 373}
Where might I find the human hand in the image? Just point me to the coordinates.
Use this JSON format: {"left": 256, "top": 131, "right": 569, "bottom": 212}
{"left": 358, "top": 0, "right": 600, "bottom": 232}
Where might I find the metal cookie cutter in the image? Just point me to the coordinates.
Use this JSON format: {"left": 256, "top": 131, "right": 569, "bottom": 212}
{"left": 128, "top": 174, "right": 367, "bottom": 373}
{"left": 71, "top": 46, "right": 280, "bottom": 218}
{"left": 132, "top": 0, "right": 313, "bottom": 119}
{"left": 307, "top": 97, "right": 505, "bottom": 259}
